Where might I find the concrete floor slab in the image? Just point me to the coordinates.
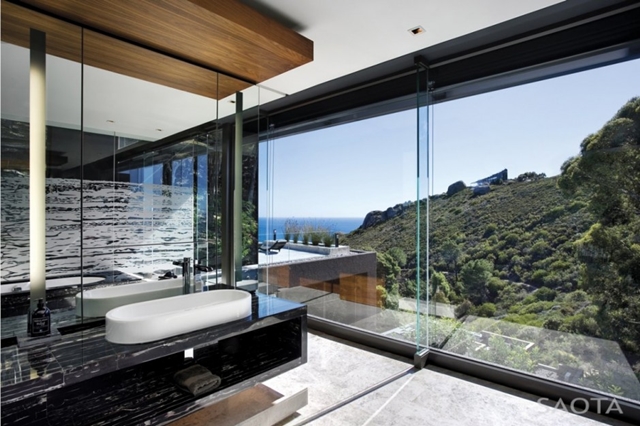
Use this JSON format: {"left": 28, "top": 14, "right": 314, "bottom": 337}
{"left": 307, "top": 364, "right": 633, "bottom": 426}
{"left": 173, "top": 331, "right": 632, "bottom": 425}
{"left": 263, "top": 332, "right": 411, "bottom": 419}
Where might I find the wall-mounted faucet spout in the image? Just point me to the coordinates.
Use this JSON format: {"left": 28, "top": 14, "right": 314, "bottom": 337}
{"left": 173, "top": 257, "right": 192, "bottom": 294}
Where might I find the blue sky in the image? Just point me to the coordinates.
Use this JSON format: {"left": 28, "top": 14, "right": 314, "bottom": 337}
{"left": 259, "top": 59, "right": 640, "bottom": 219}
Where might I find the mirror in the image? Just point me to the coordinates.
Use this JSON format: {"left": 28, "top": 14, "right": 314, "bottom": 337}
{"left": 0, "top": 1, "right": 261, "bottom": 336}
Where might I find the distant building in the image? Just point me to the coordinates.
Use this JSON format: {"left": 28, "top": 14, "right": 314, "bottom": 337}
{"left": 472, "top": 169, "right": 508, "bottom": 186}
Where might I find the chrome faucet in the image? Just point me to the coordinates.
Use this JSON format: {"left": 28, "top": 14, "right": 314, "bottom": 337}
{"left": 173, "top": 257, "right": 192, "bottom": 294}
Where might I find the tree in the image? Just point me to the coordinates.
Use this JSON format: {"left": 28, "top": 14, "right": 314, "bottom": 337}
{"left": 430, "top": 271, "right": 451, "bottom": 299}
{"left": 440, "top": 239, "right": 462, "bottom": 282}
{"left": 460, "top": 259, "right": 493, "bottom": 305}
{"left": 558, "top": 97, "right": 640, "bottom": 352}
{"left": 376, "top": 252, "right": 401, "bottom": 293}
{"left": 387, "top": 247, "right": 407, "bottom": 267}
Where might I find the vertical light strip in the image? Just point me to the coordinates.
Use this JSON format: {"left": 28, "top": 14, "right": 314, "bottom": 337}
{"left": 233, "top": 92, "right": 243, "bottom": 283}
{"left": 221, "top": 125, "right": 233, "bottom": 286}
{"left": 29, "top": 29, "right": 47, "bottom": 308}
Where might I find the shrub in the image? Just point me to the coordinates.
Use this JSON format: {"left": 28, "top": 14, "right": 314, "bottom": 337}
{"left": 284, "top": 219, "right": 300, "bottom": 243}
{"left": 529, "top": 241, "right": 551, "bottom": 260}
{"left": 565, "top": 290, "right": 590, "bottom": 304}
{"left": 542, "top": 206, "right": 565, "bottom": 222}
{"left": 402, "top": 279, "right": 417, "bottom": 299}
{"left": 483, "top": 223, "right": 498, "bottom": 238}
{"left": 302, "top": 233, "right": 309, "bottom": 245}
{"left": 549, "top": 260, "right": 571, "bottom": 271}
{"left": 534, "top": 287, "right": 557, "bottom": 301}
{"left": 566, "top": 200, "right": 587, "bottom": 213}
{"left": 455, "top": 300, "right": 474, "bottom": 318}
{"left": 322, "top": 233, "right": 332, "bottom": 247}
{"left": 476, "top": 302, "right": 496, "bottom": 318}
{"left": 487, "top": 277, "right": 506, "bottom": 299}
{"left": 376, "top": 285, "right": 387, "bottom": 309}
{"left": 519, "top": 301, "right": 554, "bottom": 314}
{"left": 496, "top": 252, "right": 510, "bottom": 265}
{"left": 542, "top": 272, "right": 563, "bottom": 288}
{"left": 503, "top": 233, "right": 520, "bottom": 247}
{"left": 543, "top": 317, "right": 563, "bottom": 330}
{"left": 530, "top": 269, "right": 548, "bottom": 285}
{"left": 311, "top": 232, "right": 322, "bottom": 246}
{"left": 431, "top": 290, "right": 446, "bottom": 303}
{"left": 387, "top": 247, "right": 407, "bottom": 267}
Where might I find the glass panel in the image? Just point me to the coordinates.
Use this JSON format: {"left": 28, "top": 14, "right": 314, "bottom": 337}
{"left": 416, "top": 62, "right": 430, "bottom": 353}
{"left": 257, "top": 99, "right": 420, "bottom": 415}
{"left": 428, "top": 59, "right": 640, "bottom": 403}
{"left": 259, "top": 107, "right": 420, "bottom": 333}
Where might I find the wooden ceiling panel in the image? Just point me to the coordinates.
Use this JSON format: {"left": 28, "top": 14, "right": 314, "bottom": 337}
{"left": 2, "top": 1, "right": 251, "bottom": 99}
{"left": 20, "top": 0, "right": 314, "bottom": 84}
{"left": 83, "top": 30, "right": 250, "bottom": 100}
{"left": 1, "top": 1, "right": 82, "bottom": 63}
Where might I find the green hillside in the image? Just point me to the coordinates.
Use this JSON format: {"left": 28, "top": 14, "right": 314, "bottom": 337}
{"left": 347, "top": 176, "right": 593, "bottom": 290}
{"left": 345, "top": 176, "right": 601, "bottom": 323}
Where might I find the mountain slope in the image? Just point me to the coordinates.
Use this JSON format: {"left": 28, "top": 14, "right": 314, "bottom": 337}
{"left": 345, "top": 176, "right": 594, "bottom": 290}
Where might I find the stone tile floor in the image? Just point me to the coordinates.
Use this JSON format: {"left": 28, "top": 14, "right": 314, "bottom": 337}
{"left": 264, "top": 332, "right": 633, "bottom": 426}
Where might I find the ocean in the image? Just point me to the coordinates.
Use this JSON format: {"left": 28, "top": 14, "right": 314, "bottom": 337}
{"left": 258, "top": 217, "right": 362, "bottom": 242}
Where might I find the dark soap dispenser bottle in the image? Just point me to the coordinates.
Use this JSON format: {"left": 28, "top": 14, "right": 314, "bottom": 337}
{"left": 30, "top": 298, "right": 51, "bottom": 337}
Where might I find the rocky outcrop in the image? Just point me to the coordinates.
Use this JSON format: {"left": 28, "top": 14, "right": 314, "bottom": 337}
{"left": 361, "top": 210, "right": 384, "bottom": 229}
{"left": 473, "top": 185, "right": 491, "bottom": 196}
{"left": 447, "top": 180, "right": 466, "bottom": 196}
{"left": 361, "top": 202, "right": 411, "bottom": 230}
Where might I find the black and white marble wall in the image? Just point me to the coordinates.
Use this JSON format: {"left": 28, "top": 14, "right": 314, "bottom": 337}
{"left": 1, "top": 175, "right": 194, "bottom": 282}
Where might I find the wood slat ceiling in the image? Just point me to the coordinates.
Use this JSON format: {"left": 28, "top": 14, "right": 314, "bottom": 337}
{"left": 1, "top": 1, "right": 253, "bottom": 99}
{"left": 19, "top": 0, "right": 314, "bottom": 85}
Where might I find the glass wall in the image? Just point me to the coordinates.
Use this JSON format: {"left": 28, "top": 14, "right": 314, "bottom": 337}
{"left": 424, "top": 58, "right": 640, "bottom": 404}
{"left": 258, "top": 100, "right": 422, "bottom": 337}
{"left": 256, "top": 56, "right": 640, "bottom": 408}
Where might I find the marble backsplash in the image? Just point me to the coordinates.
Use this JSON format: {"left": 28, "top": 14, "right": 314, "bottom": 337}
{"left": 1, "top": 175, "right": 194, "bottom": 281}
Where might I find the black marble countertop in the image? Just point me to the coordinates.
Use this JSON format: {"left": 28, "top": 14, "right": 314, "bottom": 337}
{"left": 0, "top": 294, "right": 306, "bottom": 405}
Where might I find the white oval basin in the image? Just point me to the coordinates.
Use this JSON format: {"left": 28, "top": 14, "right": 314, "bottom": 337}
{"left": 77, "top": 278, "right": 185, "bottom": 318}
{"left": 105, "top": 289, "right": 252, "bottom": 344}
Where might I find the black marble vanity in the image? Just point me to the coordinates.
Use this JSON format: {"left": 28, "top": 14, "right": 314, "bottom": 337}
{"left": 0, "top": 294, "right": 307, "bottom": 426}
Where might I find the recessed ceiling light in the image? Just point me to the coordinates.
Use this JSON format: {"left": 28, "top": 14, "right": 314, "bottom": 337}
{"left": 106, "top": 119, "right": 115, "bottom": 123}
{"left": 409, "top": 26, "right": 425, "bottom": 35}
{"left": 156, "top": 128, "right": 162, "bottom": 132}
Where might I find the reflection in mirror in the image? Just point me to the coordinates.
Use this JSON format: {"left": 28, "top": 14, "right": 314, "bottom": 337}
{"left": 1, "top": 4, "right": 82, "bottom": 339}
{"left": 78, "top": 53, "right": 220, "bottom": 320}
{"left": 0, "top": 1, "right": 236, "bottom": 335}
